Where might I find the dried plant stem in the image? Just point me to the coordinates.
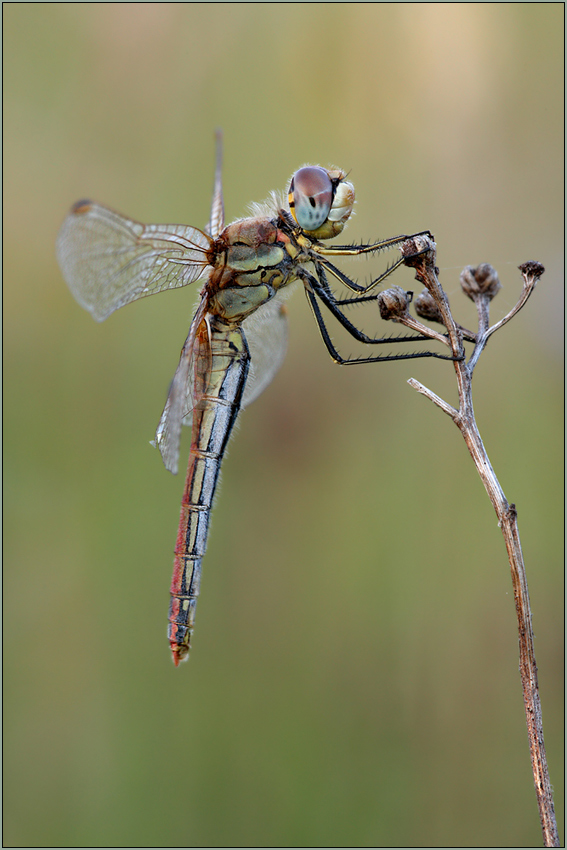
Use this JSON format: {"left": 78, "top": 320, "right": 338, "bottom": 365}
{"left": 400, "top": 243, "right": 559, "bottom": 847}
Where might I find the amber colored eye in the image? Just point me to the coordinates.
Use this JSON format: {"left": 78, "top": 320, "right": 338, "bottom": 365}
{"left": 289, "top": 166, "right": 333, "bottom": 231}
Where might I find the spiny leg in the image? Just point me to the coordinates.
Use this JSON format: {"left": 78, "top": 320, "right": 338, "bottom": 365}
{"left": 311, "top": 264, "right": 428, "bottom": 341}
{"left": 300, "top": 269, "right": 455, "bottom": 364}
{"left": 314, "top": 233, "right": 435, "bottom": 296}
{"left": 315, "top": 254, "right": 406, "bottom": 297}
{"left": 315, "top": 229, "right": 433, "bottom": 258}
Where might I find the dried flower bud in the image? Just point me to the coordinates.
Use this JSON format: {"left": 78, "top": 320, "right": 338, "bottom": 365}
{"left": 414, "top": 290, "right": 445, "bottom": 325}
{"left": 400, "top": 233, "right": 435, "bottom": 261}
{"left": 460, "top": 264, "right": 501, "bottom": 300}
{"left": 518, "top": 261, "right": 545, "bottom": 280}
{"left": 377, "top": 286, "right": 410, "bottom": 321}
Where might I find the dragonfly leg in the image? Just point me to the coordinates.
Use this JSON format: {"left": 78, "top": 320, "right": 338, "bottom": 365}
{"left": 315, "top": 230, "right": 434, "bottom": 258}
{"left": 315, "top": 231, "right": 436, "bottom": 296}
{"left": 315, "top": 254, "right": 406, "bottom": 294}
{"left": 300, "top": 268, "right": 455, "bottom": 364}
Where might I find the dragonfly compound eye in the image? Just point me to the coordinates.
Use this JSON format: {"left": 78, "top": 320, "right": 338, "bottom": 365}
{"left": 327, "top": 178, "right": 355, "bottom": 224}
{"left": 289, "top": 166, "right": 334, "bottom": 232}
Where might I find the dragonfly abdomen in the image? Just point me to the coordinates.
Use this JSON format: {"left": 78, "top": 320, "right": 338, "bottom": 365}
{"left": 168, "top": 321, "right": 250, "bottom": 665}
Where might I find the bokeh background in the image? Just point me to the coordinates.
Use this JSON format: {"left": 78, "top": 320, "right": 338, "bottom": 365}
{"left": 4, "top": 4, "right": 563, "bottom": 847}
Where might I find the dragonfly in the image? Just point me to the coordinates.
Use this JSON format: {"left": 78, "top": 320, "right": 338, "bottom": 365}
{"left": 57, "top": 135, "right": 447, "bottom": 665}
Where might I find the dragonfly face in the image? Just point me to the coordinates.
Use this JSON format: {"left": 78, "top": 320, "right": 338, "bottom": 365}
{"left": 288, "top": 165, "right": 355, "bottom": 238}
{"left": 57, "top": 135, "right": 438, "bottom": 665}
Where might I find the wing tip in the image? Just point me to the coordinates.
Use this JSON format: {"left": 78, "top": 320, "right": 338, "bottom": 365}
{"left": 70, "top": 199, "right": 94, "bottom": 215}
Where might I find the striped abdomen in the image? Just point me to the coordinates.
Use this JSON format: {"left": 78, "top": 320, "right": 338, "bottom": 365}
{"left": 168, "top": 319, "right": 250, "bottom": 665}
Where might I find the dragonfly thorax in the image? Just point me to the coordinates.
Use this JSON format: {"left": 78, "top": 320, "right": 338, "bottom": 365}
{"left": 207, "top": 217, "right": 302, "bottom": 322}
{"left": 220, "top": 218, "right": 287, "bottom": 272}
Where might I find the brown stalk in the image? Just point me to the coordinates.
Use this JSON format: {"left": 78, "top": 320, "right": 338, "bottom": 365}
{"left": 384, "top": 238, "right": 558, "bottom": 847}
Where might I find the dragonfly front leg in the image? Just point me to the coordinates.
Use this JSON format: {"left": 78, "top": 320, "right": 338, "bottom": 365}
{"left": 316, "top": 230, "right": 434, "bottom": 258}
{"left": 311, "top": 230, "right": 433, "bottom": 293}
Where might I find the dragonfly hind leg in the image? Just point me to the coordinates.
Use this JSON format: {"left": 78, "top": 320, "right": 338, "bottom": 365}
{"left": 301, "top": 268, "right": 456, "bottom": 364}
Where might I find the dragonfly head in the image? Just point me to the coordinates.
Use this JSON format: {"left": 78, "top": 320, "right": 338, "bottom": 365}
{"left": 288, "top": 166, "right": 355, "bottom": 240}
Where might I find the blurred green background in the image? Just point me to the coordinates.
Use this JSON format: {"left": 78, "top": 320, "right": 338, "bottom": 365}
{"left": 4, "top": 4, "right": 563, "bottom": 847}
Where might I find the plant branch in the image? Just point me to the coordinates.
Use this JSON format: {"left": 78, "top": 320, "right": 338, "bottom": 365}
{"left": 396, "top": 240, "right": 559, "bottom": 847}
{"left": 407, "top": 377, "right": 458, "bottom": 419}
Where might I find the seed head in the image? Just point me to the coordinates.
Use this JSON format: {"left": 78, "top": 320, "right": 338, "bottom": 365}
{"left": 518, "top": 261, "right": 545, "bottom": 281}
{"left": 377, "top": 286, "right": 411, "bottom": 321}
{"left": 460, "top": 264, "right": 501, "bottom": 301}
{"left": 414, "top": 290, "right": 444, "bottom": 325}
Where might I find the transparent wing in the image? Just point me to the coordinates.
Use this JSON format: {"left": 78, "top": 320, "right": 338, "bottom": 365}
{"left": 155, "top": 290, "right": 291, "bottom": 474}
{"left": 56, "top": 200, "right": 212, "bottom": 322}
{"left": 241, "top": 288, "right": 291, "bottom": 409}
{"left": 206, "top": 130, "right": 225, "bottom": 238}
{"left": 153, "top": 298, "right": 210, "bottom": 474}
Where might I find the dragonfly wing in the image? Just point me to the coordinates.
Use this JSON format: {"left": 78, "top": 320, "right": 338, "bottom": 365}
{"left": 157, "top": 290, "right": 290, "bottom": 472}
{"left": 241, "top": 289, "right": 291, "bottom": 409}
{"left": 57, "top": 201, "right": 212, "bottom": 321}
{"left": 154, "top": 297, "right": 210, "bottom": 474}
{"left": 206, "top": 130, "right": 225, "bottom": 238}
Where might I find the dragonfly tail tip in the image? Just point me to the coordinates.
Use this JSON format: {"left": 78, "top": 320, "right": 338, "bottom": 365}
{"left": 170, "top": 643, "right": 190, "bottom": 666}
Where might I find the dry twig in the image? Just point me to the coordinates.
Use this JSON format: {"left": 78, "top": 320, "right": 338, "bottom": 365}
{"left": 376, "top": 237, "right": 558, "bottom": 847}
